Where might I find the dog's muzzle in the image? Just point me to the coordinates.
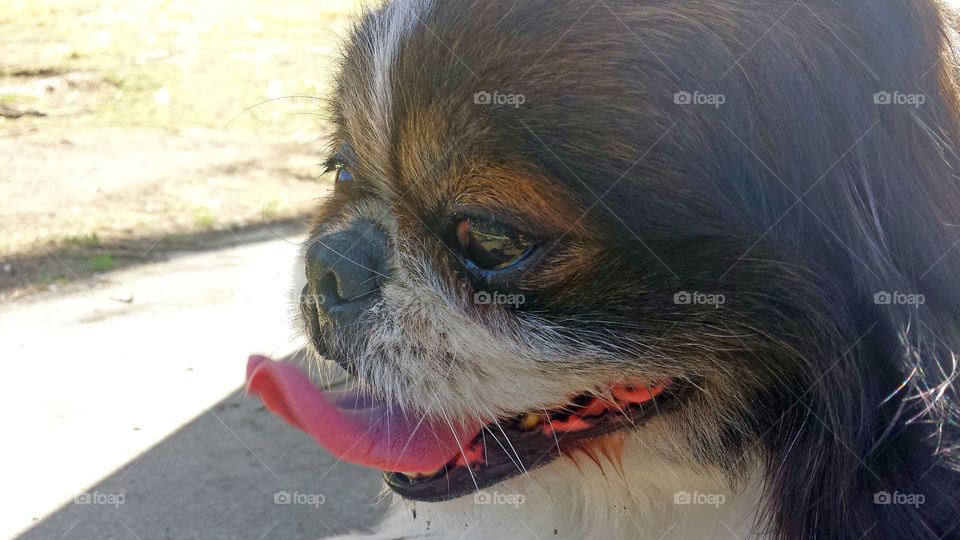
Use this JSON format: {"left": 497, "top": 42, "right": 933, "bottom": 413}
{"left": 302, "top": 219, "right": 389, "bottom": 370}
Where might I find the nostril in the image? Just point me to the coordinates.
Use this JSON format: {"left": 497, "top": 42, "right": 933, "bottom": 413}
{"left": 303, "top": 221, "right": 388, "bottom": 374}
{"left": 319, "top": 271, "right": 344, "bottom": 307}
{"left": 305, "top": 221, "right": 388, "bottom": 322}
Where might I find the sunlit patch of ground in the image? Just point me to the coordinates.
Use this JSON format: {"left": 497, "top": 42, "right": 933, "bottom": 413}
{"left": 0, "top": 0, "right": 367, "bottom": 296}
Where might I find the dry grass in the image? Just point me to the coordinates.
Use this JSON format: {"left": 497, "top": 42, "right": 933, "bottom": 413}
{"left": 0, "top": 0, "right": 371, "bottom": 296}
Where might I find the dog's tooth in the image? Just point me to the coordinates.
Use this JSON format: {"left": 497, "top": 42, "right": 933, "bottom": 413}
{"left": 521, "top": 412, "right": 542, "bottom": 429}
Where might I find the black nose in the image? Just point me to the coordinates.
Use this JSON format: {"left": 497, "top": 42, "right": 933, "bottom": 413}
{"left": 304, "top": 219, "right": 388, "bottom": 330}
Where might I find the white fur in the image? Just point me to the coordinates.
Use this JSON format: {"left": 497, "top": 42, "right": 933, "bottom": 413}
{"left": 325, "top": 439, "right": 769, "bottom": 540}
{"left": 367, "top": 0, "right": 431, "bottom": 132}
{"left": 345, "top": 0, "right": 434, "bottom": 175}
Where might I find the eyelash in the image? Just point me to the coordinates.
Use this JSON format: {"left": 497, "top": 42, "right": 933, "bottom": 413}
{"left": 324, "top": 156, "right": 353, "bottom": 176}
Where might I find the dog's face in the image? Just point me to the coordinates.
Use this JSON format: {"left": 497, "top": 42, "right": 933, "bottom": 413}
{"left": 261, "top": 1, "right": 960, "bottom": 527}
{"left": 293, "top": 0, "right": 806, "bottom": 502}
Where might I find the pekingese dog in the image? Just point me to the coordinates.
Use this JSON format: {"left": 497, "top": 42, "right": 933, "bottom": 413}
{"left": 247, "top": 0, "right": 960, "bottom": 538}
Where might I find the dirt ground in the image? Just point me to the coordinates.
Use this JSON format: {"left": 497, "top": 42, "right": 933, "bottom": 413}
{"left": 0, "top": 0, "right": 362, "bottom": 300}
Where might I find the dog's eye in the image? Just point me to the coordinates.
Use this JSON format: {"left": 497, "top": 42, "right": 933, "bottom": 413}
{"left": 332, "top": 166, "right": 355, "bottom": 197}
{"left": 455, "top": 218, "right": 532, "bottom": 270}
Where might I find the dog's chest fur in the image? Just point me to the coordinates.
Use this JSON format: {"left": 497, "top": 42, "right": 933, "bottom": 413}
{"left": 330, "top": 443, "right": 768, "bottom": 540}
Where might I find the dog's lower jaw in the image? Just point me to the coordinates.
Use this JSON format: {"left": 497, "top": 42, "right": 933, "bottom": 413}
{"left": 325, "top": 440, "right": 769, "bottom": 540}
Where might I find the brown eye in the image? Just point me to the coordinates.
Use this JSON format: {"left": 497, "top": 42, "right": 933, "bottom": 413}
{"left": 332, "top": 166, "right": 356, "bottom": 197}
{"left": 455, "top": 218, "right": 533, "bottom": 270}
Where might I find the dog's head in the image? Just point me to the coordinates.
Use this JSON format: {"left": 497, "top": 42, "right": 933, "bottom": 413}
{"left": 294, "top": 0, "right": 780, "bottom": 502}
{"left": 250, "top": 0, "right": 960, "bottom": 536}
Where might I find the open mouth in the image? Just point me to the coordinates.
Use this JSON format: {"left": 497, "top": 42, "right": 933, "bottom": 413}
{"left": 246, "top": 355, "right": 678, "bottom": 502}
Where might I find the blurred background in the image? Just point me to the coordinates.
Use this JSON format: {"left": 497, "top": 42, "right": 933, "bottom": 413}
{"left": 0, "top": 1, "right": 386, "bottom": 538}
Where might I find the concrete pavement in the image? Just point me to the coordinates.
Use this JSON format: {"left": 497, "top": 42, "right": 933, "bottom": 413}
{"left": 2, "top": 227, "right": 386, "bottom": 539}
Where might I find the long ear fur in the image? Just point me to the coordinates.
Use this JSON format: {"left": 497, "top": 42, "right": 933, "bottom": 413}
{"left": 744, "top": 2, "right": 960, "bottom": 537}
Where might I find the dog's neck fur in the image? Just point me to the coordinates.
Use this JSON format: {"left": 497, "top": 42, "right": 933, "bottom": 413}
{"left": 330, "top": 440, "right": 768, "bottom": 540}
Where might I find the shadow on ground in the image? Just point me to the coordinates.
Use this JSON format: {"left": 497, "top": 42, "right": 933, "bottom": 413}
{"left": 0, "top": 217, "right": 315, "bottom": 300}
{"left": 17, "top": 349, "right": 387, "bottom": 540}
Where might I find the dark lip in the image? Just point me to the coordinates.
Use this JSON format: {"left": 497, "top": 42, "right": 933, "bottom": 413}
{"left": 382, "top": 384, "right": 685, "bottom": 502}
{"left": 300, "top": 287, "right": 326, "bottom": 353}
{"left": 301, "top": 285, "right": 352, "bottom": 373}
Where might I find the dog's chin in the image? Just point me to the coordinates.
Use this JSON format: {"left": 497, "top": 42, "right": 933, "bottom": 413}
{"left": 382, "top": 379, "right": 685, "bottom": 502}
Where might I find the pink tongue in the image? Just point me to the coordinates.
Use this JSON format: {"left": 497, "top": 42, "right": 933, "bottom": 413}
{"left": 246, "top": 355, "right": 482, "bottom": 473}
